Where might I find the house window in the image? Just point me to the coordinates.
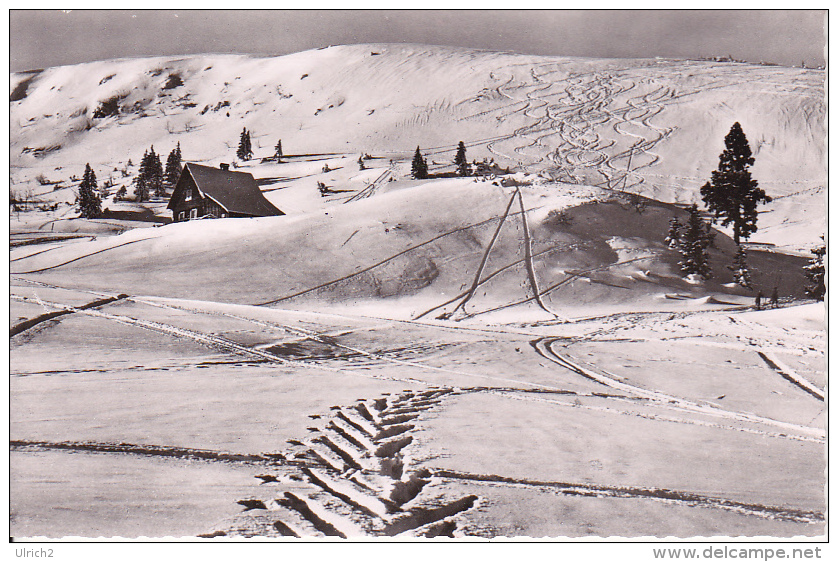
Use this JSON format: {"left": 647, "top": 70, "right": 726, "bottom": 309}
{"left": 220, "top": 213, "right": 227, "bottom": 218}
{"left": 178, "top": 211, "right": 185, "bottom": 221}
{"left": 184, "top": 188, "right": 192, "bottom": 201}
{"left": 190, "top": 208, "right": 197, "bottom": 219}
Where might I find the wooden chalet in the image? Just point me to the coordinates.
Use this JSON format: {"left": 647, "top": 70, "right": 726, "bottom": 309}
{"left": 167, "top": 163, "right": 284, "bottom": 221}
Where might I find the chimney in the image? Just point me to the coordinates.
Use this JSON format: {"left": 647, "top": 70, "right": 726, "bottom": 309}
{"left": 219, "top": 163, "right": 230, "bottom": 171}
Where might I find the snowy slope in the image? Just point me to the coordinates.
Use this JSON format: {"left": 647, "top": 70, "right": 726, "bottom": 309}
{"left": 10, "top": 44, "right": 826, "bottom": 249}
{"left": 11, "top": 177, "right": 810, "bottom": 320}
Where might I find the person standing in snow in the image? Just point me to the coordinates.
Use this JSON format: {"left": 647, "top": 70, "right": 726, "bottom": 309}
{"left": 755, "top": 290, "right": 763, "bottom": 310}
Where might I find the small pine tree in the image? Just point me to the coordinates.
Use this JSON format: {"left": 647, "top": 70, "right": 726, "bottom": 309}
{"left": 274, "top": 139, "right": 283, "bottom": 161}
{"left": 678, "top": 204, "right": 714, "bottom": 279}
{"left": 164, "top": 142, "right": 182, "bottom": 187}
{"left": 728, "top": 245, "right": 753, "bottom": 289}
{"left": 454, "top": 141, "right": 471, "bottom": 177}
{"left": 411, "top": 146, "right": 428, "bottom": 179}
{"left": 237, "top": 127, "right": 253, "bottom": 161}
{"left": 77, "top": 163, "right": 102, "bottom": 218}
{"left": 665, "top": 216, "right": 683, "bottom": 249}
{"left": 358, "top": 155, "right": 366, "bottom": 170}
{"left": 115, "top": 185, "right": 127, "bottom": 201}
{"left": 700, "top": 122, "right": 771, "bottom": 245}
{"left": 804, "top": 236, "right": 826, "bottom": 301}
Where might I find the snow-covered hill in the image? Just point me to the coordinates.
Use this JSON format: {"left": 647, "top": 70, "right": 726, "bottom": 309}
{"left": 10, "top": 176, "right": 810, "bottom": 321}
{"left": 10, "top": 44, "right": 825, "bottom": 249}
{"left": 10, "top": 44, "right": 826, "bottom": 539}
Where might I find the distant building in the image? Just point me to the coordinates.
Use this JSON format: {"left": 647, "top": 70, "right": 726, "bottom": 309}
{"left": 167, "top": 163, "right": 284, "bottom": 221}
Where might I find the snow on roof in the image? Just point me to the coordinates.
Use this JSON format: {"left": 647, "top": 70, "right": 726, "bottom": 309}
{"left": 171, "top": 162, "right": 284, "bottom": 217}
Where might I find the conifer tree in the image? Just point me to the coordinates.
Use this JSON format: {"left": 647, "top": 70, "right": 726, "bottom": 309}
{"left": 700, "top": 122, "right": 771, "bottom": 245}
{"left": 728, "top": 245, "right": 753, "bottom": 289}
{"left": 165, "top": 142, "right": 182, "bottom": 187}
{"left": 804, "top": 236, "right": 826, "bottom": 301}
{"left": 358, "top": 155, "right": 366, "bottom": 170}
{"left": 411, "top": 146, "right": 428, "bottom": 179}
{"left": 77, "top": 163, "right": 102, "bottom": 218}
{"left": 665, "top": 216, "right": 683, "bottom": 249}
{"left": 237, "top": 128, "right": 253, "bottom": 161}
{"left": 454, "top": 141, "right": 471, "bottom": 177}
{"left": 678, "top": 204, "right": 714, "bottom": 279}
{"left": 134, "top": 150, "right": 150, "bottom": 201}
{"left": 147, "top": 146, "right": 165, "bottom": 197}
{"left": 274, "top": 139, "right": 283, "bottom": 161}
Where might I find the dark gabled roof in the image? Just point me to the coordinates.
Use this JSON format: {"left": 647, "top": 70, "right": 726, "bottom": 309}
{"left": 168, "top": 163, "right": 284, "bottom": 217}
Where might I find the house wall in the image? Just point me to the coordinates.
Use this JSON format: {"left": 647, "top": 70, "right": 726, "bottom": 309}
{"left": 171, "top": 174, "right": 200, "bottom": 221}
{"left": 170, "top": 174, "right": 228, "bottom": 221}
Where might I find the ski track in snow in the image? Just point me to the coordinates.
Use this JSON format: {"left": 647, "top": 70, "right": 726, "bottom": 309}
{"left": 532, "top": 337, "right": 823, "bottom": 442}
{"left": 10, "top": 279, "right": 825, "bottom": 536}
{"left": 475, "top": 64, "right": 677, "bottom": 189}
{"left": 13, "top": 383, "right": 823, "bottom": 536}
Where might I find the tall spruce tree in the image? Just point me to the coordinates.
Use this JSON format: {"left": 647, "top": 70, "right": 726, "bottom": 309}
{"left": 133, "top": 150, "right": 150, "bottom": 201}
{"left": 77, "top": 163, "right": 102, "bottom": 218}
{"left": 454, "top": 141, "right": 471, "bottom": 177}
{"left": 411, "top": 146, "right": 428, "bottom": 179}
{"left": 237, "top": 128, "right": 253, "bottom": 161}
{"left": 164, "top": 142, "right": 182, "bottom": 188}
{"left": 700, "top": 122, "right": 771, "bottom": 245}
{"left": 728, "top": 245, "right": 753, "bottom": 289}
{"left": 804, "top": 236, "right": 825, "bottom": 301}
{"left": 274, "top": 139, "right": 283, "bottom": 161}
{"left": 678, "top": 204, "right": 714, "bottom": 280}
{"left": 147, "top": 146, "right": 165, "bottom": 197}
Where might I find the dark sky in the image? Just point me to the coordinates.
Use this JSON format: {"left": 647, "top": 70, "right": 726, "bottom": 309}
{"left": 9, "top": 9, "right": 827, "bottom": 72}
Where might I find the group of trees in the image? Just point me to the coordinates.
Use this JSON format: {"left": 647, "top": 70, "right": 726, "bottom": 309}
{"left": 134, "top": 144, "right": 181, "bottom": 201}
{"left": 237, "top": 129, "right": 286, "bottom": 163}
{"left": 665, "top": 122, "right": 767, "bottom": 284}
{"left": 165, "top": 142, "right": 183, "bottom": 187}
{"left": 411, "top": 141, "right": 472, "bottom": 180}
{"left": 237, "top": 128, "right": 253, "bottom": 161}
{"left": 76, "top": 142, "right": 183, "bottom": 214}
{"left": 665, "top": 206, "right": 716, "bottom": 281}
{"left": 664, "top": 121, "right": 824, "bottom": 302}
